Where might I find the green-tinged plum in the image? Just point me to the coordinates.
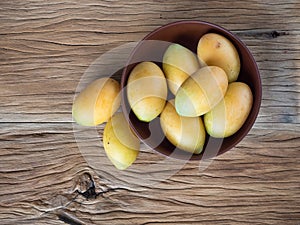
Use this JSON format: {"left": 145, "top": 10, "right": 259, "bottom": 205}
{"left": 103, "top": 112, "right": 140, "bottom": 170}
{"left": 72, "top": 78, "right": 120, "bottom": 126}
{"left": 175, "top": 66, "right": 228, "bottom": 117}
{"left": 163, "top": 44, "right": 200, "bottom": 95}
{"left": 160, "top": 100, "right": 206, "bottom": 154}
{"left": 204, "top": 82, "right": 253, "bottom": 138}
{"left": 197, "top": 33, "right": 240, "bottom": 82}
{"left": 127, "top": 61, "right": 167, "bottom": 122}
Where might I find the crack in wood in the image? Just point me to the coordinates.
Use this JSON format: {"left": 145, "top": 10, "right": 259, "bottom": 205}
{"left": 57, "top": 211, "right": 85, "bottom": 225}
{"left": 234, "top": 29, "right": 290, "bottom": 39}
{"left": 73, "top": 172, "right": 117, "bottom": 200}
{"left": 73, "top": 172, "right": 99, "bottom": 199}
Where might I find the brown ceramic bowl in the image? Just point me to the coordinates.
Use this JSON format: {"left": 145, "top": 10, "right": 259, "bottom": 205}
{"left": 121, "top": 20, "right": 261, "bottom": 160}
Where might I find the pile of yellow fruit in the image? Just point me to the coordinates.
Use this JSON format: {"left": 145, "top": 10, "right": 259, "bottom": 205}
{"left": 72, "top": 33, "right": 253, "bottom": 170}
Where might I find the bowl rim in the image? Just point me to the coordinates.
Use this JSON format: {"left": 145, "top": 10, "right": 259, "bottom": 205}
{"left": 121, "top": 20, "right": 262, "bottom": 160}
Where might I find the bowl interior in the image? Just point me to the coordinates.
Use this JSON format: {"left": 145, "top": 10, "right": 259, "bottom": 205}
{"left": 121, "top": 21, "right": 261, "bottom": 160}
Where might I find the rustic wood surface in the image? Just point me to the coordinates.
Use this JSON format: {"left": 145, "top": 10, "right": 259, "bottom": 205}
{"left": 1, "top": 0, "right": 299, "bottom": 224}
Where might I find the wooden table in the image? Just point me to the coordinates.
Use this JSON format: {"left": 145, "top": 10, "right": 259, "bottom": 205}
{"left": 1, "top": 1, "right": 299, "bottom": 224}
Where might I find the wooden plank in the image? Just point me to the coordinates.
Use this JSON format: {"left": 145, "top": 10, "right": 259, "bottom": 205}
{"left": 0, "top": 123, "right": 299, "bottom": 224}
{"left": 0, "top": 0, "right": 299, "bottom": 128}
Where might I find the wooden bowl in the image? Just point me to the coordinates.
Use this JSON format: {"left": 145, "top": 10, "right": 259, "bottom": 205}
{"left": 121, "top": 21, "right": 261, "bottom": 160}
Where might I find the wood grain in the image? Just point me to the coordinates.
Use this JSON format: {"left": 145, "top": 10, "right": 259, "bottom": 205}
{"left": 0, "top": 0, "right": 299, "bottom": 224}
